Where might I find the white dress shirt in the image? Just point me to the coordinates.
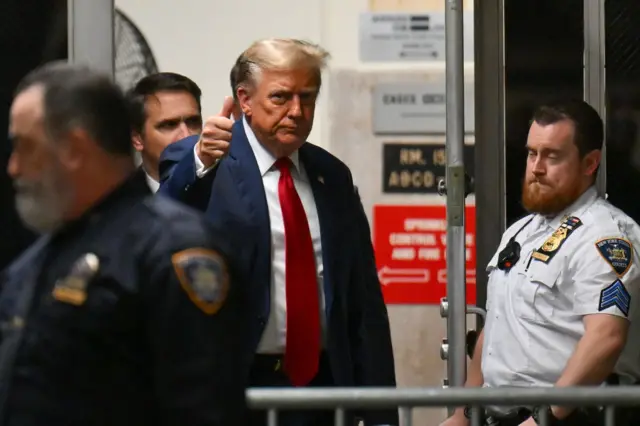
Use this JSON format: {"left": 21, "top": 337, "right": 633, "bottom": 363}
{"left": 144, "top": 170, "right": 160, "bottom": 193}
{"left": 194, "top": 117, "right": 326, "bottom": 354}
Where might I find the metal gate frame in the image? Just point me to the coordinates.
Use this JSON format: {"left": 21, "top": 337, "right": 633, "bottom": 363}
{"left": 247, "top": 386, "right": 639, "bottom": 426}
{"left": 247, "top": 386, "right": 640, "bottom": 426}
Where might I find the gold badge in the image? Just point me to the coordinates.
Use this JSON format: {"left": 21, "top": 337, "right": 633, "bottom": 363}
{"left": 172, "top": 248, "right": 230, "bottom": 315}
{"left": 532, "top": 216, "right": 582, "bottom": 264}
{"left": 52, "top": 253, "right": 100, "bottom": 306}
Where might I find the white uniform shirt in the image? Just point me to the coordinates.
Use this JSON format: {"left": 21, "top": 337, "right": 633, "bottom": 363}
{"left": 194, "top": 117, "right": 326, "bottom": 354}
{"left": 482, "top": 186, "right": 640, "bottom": 387}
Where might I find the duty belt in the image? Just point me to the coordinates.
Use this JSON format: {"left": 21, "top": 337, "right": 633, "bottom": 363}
{"left": 465, "top": 406, "right": 531, "bottom": 426}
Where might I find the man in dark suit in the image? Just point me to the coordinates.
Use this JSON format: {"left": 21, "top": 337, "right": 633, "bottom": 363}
{"left": 127, "top": 72, "right": 203, "bottom": 192}
{"left": 158, "top": 38, "right": 397, "bottom": 426}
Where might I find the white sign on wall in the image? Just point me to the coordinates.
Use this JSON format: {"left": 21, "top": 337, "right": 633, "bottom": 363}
{"left": 359, "top": 11, "right": 474, "bottom": 62}
{"left": 372, "top": 81, "right": 475, "bottom": 134}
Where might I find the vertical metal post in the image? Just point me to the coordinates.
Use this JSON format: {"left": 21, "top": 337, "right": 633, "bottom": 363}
{"left": 583, "top": 0, "right": 606, "bottom": 197}
{"left": 67, "top": 0, "right": 115, "bottom": 77}
{"left": 445, "top": 0, "right": 467, "bottom": 389}
{"left": 473, "top": 0, "right": 505, "bottom": 314}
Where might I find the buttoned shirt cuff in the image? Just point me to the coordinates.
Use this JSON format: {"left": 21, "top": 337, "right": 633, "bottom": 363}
{"left": 193, "top": 143, "right": 217, "bottom": 178}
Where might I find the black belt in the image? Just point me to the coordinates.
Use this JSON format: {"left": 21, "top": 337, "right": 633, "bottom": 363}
{"left": 250, "top": 352, "right": 331, "bottom": 388}
{"left": 252, "top": 354, "right": 286, "bottom": 373}
{"left": 606, "top": 373, "right": 620, "bottom": 385}
{"left": 252, "top": 352, "right": 330, "bottom": 372}
{"left": 465, "top": 406, "right": 531, "bottom": 426}
{"left": 472, "top": 406, "right": 626, "bottom": 426}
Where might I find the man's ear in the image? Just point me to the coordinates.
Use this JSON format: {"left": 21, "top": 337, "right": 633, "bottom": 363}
{"left": 132, "top": 132, "right": 144, "bottom": 152}
{"left": 58, "top": 128, "right": 89, "bottom": 171}
{"left": 237, "top": 86, "right": 253, "bottom": 117}
{"left": 583, "top": 149, "right": 601, "bottom": 178}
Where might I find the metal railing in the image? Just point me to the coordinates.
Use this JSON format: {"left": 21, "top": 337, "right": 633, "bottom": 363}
{"left": 247, "top": 386, "right": 640, "bottom": 426}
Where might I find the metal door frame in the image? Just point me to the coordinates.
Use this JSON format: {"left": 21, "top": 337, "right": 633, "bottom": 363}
{"left": 472, "top": 0, "right": 607, "bottom": 310}
{"left": 584, "top": 0, "right": 606, "bottom": 196}
{"left": 473, "top": 0, "right": 506, "bottom": 313}
{"left": 67, "top": 0, "right": 114, "bottom": 76}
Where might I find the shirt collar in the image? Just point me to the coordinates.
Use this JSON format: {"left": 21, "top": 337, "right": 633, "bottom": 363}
{"left": 144, "top": 171, "right": 160, "bottom": 193}
{"left": 242, "top": 116, "right": 300, "bottom": 177}
{"left": 542, "top": 186, "right": 599, "bottom": 230}
{"left": 140, "top": 165, "right": 160, "bottom": 193}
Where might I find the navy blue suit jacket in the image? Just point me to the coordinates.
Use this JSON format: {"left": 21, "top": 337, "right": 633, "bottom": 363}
{"left": 159, "top": 121, "right": 397, "bottom": 425}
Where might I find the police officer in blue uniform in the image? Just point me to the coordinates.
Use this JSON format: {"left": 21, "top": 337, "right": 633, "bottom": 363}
{"left": 0, "top": 62, "right": 249, "bottom": 426}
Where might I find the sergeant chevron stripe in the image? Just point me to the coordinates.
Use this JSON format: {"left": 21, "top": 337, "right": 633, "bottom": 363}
{"left": 598, "top": 279, "right": 631, "bottom": 317}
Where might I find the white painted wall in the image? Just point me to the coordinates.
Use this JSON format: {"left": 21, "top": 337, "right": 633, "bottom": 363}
{"left": 114, "top": 0, "right": 472, "bottom": 150}
{"left": 115, "top": 0, "right": 325, "bottom": 144}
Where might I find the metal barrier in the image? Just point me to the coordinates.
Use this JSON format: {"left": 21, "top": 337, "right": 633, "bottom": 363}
{"left": 439, "top": 302, "right": 486, "bottom": 365}
{"left": 439, "top": 300, "right": 487, "bottom": 323}
{"left": 247, "top": 386, "right": 640, "bottom": 426}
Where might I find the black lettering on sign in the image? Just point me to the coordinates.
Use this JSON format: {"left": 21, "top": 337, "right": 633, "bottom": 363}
{"left": 383, "top": 143, "right": 475, "bottom": 194}
{"left": 382, "top": 94, "right": 417, "bottom": 105}
{"left": 422, "top": 94, "right": 445, "bottom": 104}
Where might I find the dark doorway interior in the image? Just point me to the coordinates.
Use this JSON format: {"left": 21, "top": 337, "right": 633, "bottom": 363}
{"left": 503, "top": 0, "right": 584, "bottom": 226}
{"left": 604, "top": 0, "right": 640, "bottom": 223}
{"left": 0, "top": 0, "right": 67, "bottom": 271}
{"left": 504, "top": 0, "right": 640, "bottom": 226}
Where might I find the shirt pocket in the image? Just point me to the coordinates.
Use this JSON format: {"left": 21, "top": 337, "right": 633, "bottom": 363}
{"left": 517, "top": 259, "right": 561, "bottom": 323}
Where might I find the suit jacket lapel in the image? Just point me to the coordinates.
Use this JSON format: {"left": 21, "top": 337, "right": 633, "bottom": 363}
{"left": 299, "top": 145, "right": 338, "bottom": 316}
{"left": 225, "top": 121, "right": 272, "bottom": 315}
{"left": 227, "top": 120, "right": 270, "bottom": 229}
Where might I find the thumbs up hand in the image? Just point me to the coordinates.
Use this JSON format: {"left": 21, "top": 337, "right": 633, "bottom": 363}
{"left": 195, "top": 96, "right": 236, "bottom": 168}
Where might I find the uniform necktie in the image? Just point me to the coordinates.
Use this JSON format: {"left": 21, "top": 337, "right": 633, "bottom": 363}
{"left": 275, "top": 158, "right": 320, "bottom": 387}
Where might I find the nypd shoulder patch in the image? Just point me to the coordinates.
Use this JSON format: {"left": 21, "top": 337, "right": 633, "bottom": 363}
{"left": 598, "top": 279, "right": 631, "bottom": 317}
{"left": 172, "top": 248, "right": 230, "bottom": 315}
{"left": 595, "top": 238, "right": 633, "bottom": 277}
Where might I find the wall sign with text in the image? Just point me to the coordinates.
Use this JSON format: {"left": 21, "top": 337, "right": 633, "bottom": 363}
{"left": 382, "top": 143, "right": 475, "bottom": 194}
{"left": 372, "top": 81, "right": 475, "bottom": 134}
{"left": 373, "top": 204, "right": 476, "bottom": 304}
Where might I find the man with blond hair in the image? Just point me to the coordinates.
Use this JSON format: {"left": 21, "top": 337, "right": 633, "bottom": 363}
{"left": 159, "top": 38, "right": 398, "bottom": 426}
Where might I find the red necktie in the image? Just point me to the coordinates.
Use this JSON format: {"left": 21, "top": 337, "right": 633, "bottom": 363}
{"left": 275, "top": 158, "right": 320, "bottom": 387}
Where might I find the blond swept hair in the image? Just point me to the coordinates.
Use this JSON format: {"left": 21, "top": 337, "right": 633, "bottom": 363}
{"left": 233, "top": 38, "right": 330, "bottom": 92}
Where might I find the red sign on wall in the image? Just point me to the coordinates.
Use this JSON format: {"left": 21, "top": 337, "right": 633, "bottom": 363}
{"left": 373, "top": 204, "right": 477, "bottom": 305}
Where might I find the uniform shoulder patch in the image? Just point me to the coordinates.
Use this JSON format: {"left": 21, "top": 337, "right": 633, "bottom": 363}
{"left": 172, "top": 248, "right": 230, "bottom": 315}
{"left": 598, "top": 279, "right": 631, "bottom": 317}
{"left": 595, "top": 238, "right": 633, "bottom": 277}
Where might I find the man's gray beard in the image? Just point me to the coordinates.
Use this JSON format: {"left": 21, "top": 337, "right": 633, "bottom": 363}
{"left": 14, "top": 169, "right": 72, "bottom": 234}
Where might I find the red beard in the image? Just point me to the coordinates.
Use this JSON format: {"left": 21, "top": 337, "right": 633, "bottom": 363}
{"left": 521, "top": 177, "right": 583, "bottom": 215}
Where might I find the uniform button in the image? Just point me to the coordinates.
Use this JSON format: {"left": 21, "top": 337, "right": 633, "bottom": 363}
{"left": 184, "top": 185, "right": 190, "bottom": 191}
{"left": 257, "top": 316, "right": 266, "bottom": 326}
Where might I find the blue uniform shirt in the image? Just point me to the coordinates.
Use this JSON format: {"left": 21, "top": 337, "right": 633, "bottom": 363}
{"left": 0, "top": 170, "right": 250, "bottom": 426}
